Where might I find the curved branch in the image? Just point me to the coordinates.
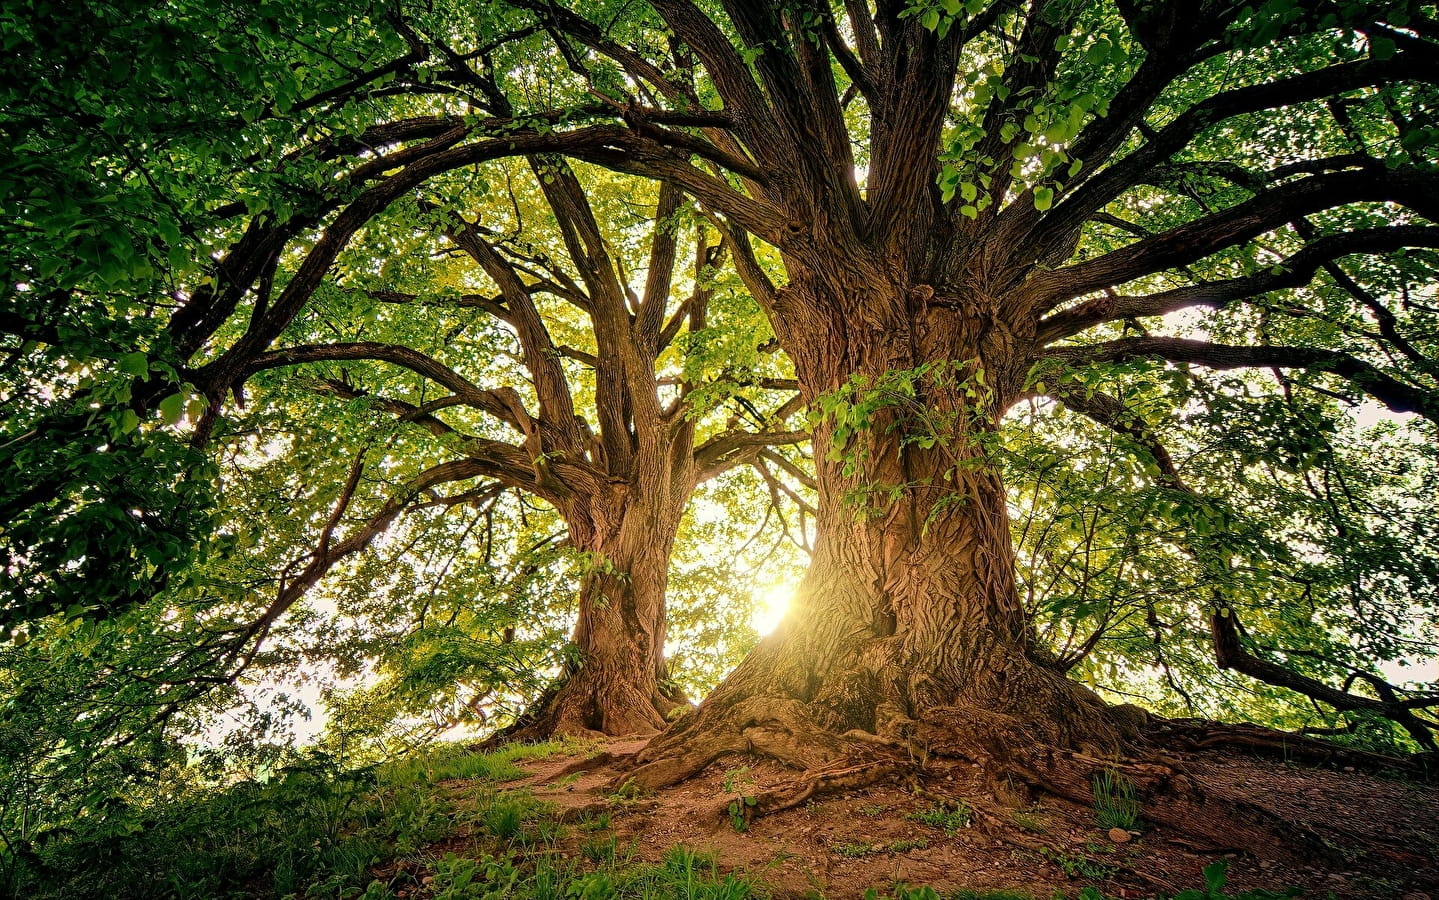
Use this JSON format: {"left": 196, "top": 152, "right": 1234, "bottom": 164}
{"left": 1035, "top": 225, "right": 1439, "bottom": 342}
{"left": 1051, "top": 386, "right": 1438, "bottom": 750}
{"left": 246, "top": 341, "right": 536, "bottom": 433}
{"left": 1045, "top": 337, "right": 1439, "bottom": 423}
{"left": 1030, "top": 52, "right": 1439, "bottom": 258}
{"left": 693, "top": 424, "right": 809, "bottom": 484}
{"left": 1030, "top": 167, "right": 1439, "bottom": 310}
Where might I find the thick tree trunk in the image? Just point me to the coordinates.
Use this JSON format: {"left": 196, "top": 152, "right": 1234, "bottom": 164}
{"left": 536, "top": 521, "right": 682, "bottom": 738}
{"left": 505, "top": 467, "right": 692, "bottom": 740}
{"left": 628, "top": 268, "right": 1133, "bottom": 789}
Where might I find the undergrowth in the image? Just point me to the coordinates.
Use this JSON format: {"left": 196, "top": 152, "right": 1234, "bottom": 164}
{"left": 0, "top": 740, "right": 565, "bottom": 900}
{"left": 1, "top": 738, "right": 1301, "bottom": 900}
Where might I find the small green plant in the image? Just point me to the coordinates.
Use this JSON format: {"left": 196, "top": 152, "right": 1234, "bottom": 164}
{"left": 427, "top": 853, "right": 524, "bottom": 900}
{"left": 833, "top": 838, "right": 929, "bottom": 857}
{"left": 1076, "top": 861, "right": 1300, "bottom": 900}
{"left": 860, "top": 804, "right": 887, "bottom": 817}
{"left": 1092, "top": 769, "right": 1141, "bottom": 831}
{"left": 481, "top": 796, "right": 526, "bottom": 840}
{"left": 1011, "top": 809, "right": 1050, "bottom": 834}
{"left": 910, "top": 799, "right": 972, "bottom": 834}
{"left": 1038, "top": 847, "right": 1117, "bottom": 880}
{"left": 863, "top": 885, "right": 943, "bottom": 900}
{"left": 580, "top": 833, "right": 618, "bottom": 863}
{"left": 609, "top": 778, "right": 645, "bottom": 802}
{"left": 833, "top": 840, "right": 878, "bottom": 858}
{"left": 722, "top": 767, "right": 758, "bottom": 832}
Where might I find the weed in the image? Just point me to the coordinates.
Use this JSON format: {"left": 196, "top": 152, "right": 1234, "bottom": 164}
{"left": 722, "top": 767, "right": 758, "bottom": 833}
{"left": 1076, "top": 860, "right": 1300, "bottom": 899}
{"left": 482, "top": 796, "right": 527, "bottom": 840}
{"left": 609, "top": 778, "right": 647, "bottom": 802}
{"left": 580, "top": 810, "right": 613, "bottom": 832}
{"left": 863, "top": 885, "right": 943, "bottom": 900}
{"left": 860, "top": 804, "right": 888, "bottom": 817}
{"left": 1037, "top": 847, "right": 1117, "bottom": 880}
{"left": 832, "top": 837, "right": 930, "bottom": 857}
{"left": 581, "top": 833, "right": 619, "bottom": 864}
{"left": 1092, "top": 769, "right": 1141, "bottom": 832}
{"left": 910, "top": 799, "right": 972, "bottom": 834}
{"left": 1011, "top": 809, "right": 1049, "bottom": 834}
{"left": 833, "top": 841, "right": 877, "bottom": 858}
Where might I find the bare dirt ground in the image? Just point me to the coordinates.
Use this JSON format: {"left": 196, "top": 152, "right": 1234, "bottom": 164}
{"left": 479, "top": 738, "right": 1439, "bottom": 899}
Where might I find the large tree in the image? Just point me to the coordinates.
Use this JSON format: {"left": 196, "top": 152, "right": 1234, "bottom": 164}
{"left": 1, "top": 0, "right": 803, "bottom": 739}
{"left": 230, "top": 158, "right": 804, "bottom": 737}
{"left": 392, "top": 0, "right": 1439, "bottom": 794}
{"left": 6, "top": 0, "right": 1438, "bottom": 807}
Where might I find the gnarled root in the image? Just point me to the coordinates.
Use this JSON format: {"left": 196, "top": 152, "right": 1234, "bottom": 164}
{"left": 1151, "top": 717, "right": 1433, "bottom": 778}
{"left": 619, "top": 697, "right": 901, "bottom": 793}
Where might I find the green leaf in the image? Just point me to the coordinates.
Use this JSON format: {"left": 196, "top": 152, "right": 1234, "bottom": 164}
{"left": 118, "top": 352, "right": 148, "bottom": 378}
{"left": 1033, "top": 186, "right": 1054, "bottom": 211}
{"left": 158, "top": 393, "right": 187, "bottom": 426}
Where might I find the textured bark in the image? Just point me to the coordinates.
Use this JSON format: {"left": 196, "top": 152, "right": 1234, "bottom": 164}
{"left": 627, "top": 261, "right": 1133, "bottom": 792}
{"left": 517, "top": 487, "right": 689, "bottom": 738}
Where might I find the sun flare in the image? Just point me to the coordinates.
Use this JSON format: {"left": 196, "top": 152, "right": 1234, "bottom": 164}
{"left": 751, "top": 582, "right": 795, "bottom": 636}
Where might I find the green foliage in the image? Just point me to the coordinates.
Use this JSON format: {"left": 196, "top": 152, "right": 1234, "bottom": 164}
{"left": 1077, "top": 861, "right": 1300, "bottom": 900}
{"left": 812, "top": 360, "right": 996, "bottom": 521}
{"left": 835, "top": 837, "right": 930, "bottom": 857}
{"left": 0, "top": 740, "right": 572, "bottom": 899}
{"left": 910, "top": 800, "right": 974, "bottom": 835}
{"left": 1037, "top": 847, "right": 1117, "bottom": 881}
{"left": 1091, "top": 770, "right": 1141, "bottom": 832}
{"left": 721, "top": 767, "right": 758, "bottom": 833}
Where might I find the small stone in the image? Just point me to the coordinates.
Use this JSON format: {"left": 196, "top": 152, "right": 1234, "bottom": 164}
{"left": 1108, "top": 827, "right": 1132, "bottom": 843}
{"left": 1343, "top": 766, "right": 1355, "bottom": 772}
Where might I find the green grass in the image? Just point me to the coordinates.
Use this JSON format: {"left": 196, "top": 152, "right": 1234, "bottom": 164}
{"left": 0, "top": 740, "right": 570, "bottom": 900}
{"left": 832, "top": 837, "right": 930, "bottom": 857}
{"left": 1091, "top": 769, "right": 1142, "bottom": 832}
{"left": 1, "top": 740, "right": 1298, "bottom": 900}
{"left": 910, "top": 799, "right": 973, "bottom": 834}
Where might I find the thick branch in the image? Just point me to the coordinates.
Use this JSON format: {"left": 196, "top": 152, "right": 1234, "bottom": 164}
{"left": 1031, "top": 167, "right": 1439, "bottom": 310}
{"left": 245, "top": 342, "right": 536, "bottom": 433}
{"left": 1035, "top": 225, "right": 1439, "bottom": 342}
{"left": 1044, "top": 337, "right": 1439, "bottom": 423}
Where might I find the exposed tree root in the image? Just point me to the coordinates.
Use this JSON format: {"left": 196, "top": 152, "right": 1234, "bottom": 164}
{"left": 598, "top": 682, "right": 1433, "bottom": 876}
{"left": 1150, "top": 717, "right": 1434, "bottom": 778}
{"left": 476, "top": 673, "right": 683, "bottom": 750}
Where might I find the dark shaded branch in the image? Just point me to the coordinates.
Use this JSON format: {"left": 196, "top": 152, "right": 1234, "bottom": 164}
{"left": 245, "top": 341, "right": 536, "bottom": 433}
{"left": 1030, "top": 167, "right": 1439, "bottom": 310}
{"left": 1035, "top": 225, "right": 1439, "bottom": 342}
{"left": 1053, "top": 386, "right": 1438, "bottom": 749}
{"left": 1031, "top": 52, "right": 1439, "bottom": 260}
{"left": 1044, "top": 337, "right": 1439, "bottom": 423}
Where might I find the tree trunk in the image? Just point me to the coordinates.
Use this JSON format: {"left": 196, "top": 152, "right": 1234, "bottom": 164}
{"left": 541, "top": 528, "right": 680, "bottom": 737}
{"left": 504, "top": 478, "right": 690, "bottom": 740}
{"left": 628, "top": 267, "right": 1134, "bottom": 788}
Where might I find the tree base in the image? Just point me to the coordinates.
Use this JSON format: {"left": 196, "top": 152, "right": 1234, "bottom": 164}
{"left": 480, "top": 671, "right": 688, "bottom": 747}
{"left": 598, "top": 662, "right": 1425, "bottom": 858}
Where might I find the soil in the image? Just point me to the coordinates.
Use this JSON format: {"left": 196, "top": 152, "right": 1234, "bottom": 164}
{"left": 454, "top": 738, "right": 1439, "bottom": 900}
